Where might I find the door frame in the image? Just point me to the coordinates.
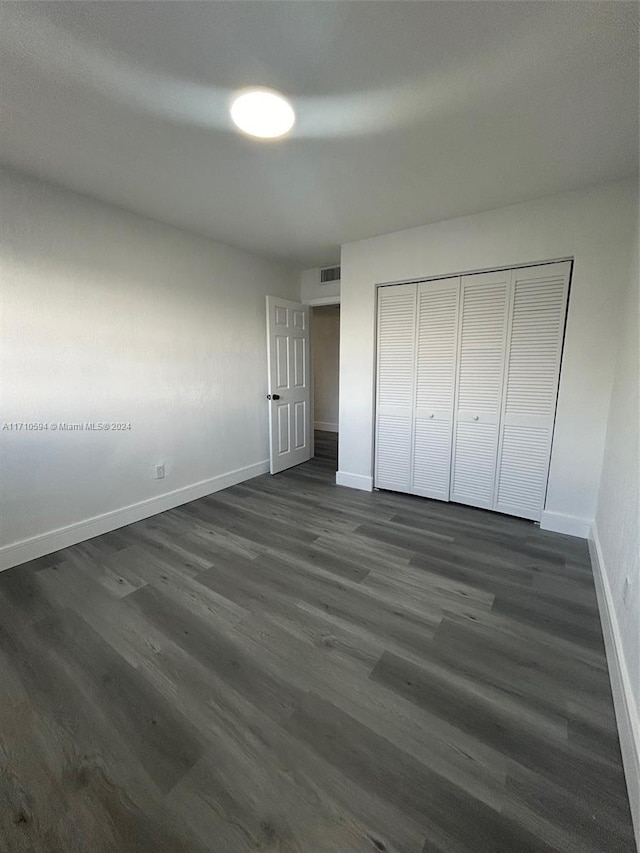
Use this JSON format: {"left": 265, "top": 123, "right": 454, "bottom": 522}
{"left": 304, "top": 295, "right": 341, "bottom": 461}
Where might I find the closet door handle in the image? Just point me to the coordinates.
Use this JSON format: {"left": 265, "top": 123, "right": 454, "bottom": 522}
{"left": 428, "top": 413, "right": 434, "bottom": 419}
{"left": 473, "top": 415, "right": 479, "bottom": 421}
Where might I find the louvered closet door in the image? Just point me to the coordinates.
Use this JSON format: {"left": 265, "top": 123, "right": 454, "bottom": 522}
{"left": 450, "top": 270, "right": 510, "bottom": 509}
{"left": 412, "top": 277, "right": 460, "bottom": 500}
{"left": 494, "top": 262, "right": 570, "bottom": 520}
{"left": 375, "top": 283, "right": 417, "bottom": 492}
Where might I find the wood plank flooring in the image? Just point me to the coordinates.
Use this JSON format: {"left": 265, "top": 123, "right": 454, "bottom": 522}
{"left": 0, "top": 431, "right": 635, "bottom": 852}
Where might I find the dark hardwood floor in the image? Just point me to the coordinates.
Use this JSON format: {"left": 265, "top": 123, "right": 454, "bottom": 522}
{"left": 0, "top": 431, "right": 635, "bottom": 852}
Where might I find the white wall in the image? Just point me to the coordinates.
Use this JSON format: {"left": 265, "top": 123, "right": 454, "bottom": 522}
{"left": 301, "top": 267, "right": 340, "bottom": 304}
{"left": 312, "top": 306, "right": 340, "bottom": 432}
{"left": 592, "top": 208, "right": 639, "bottom": 839}
{"left": 0, "top": 168, "right": 298, "bottom": 569}
{"left": 338, "top": 179, "right": 638, "bottom": 535}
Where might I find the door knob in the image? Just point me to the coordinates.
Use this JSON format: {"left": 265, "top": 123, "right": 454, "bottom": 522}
{"left": 428, "top": 413, "right": 434, "bottom": 418}
{"left": 473, "top": 415, "right": 479, "bottom": 421}
{"left": 267, "top": 394, "right": 280, "bottom": 400}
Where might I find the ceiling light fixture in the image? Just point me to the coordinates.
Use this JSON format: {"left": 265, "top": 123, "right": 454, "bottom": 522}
{"left": 230, "top": 88, "right": 295, "bottom": 139}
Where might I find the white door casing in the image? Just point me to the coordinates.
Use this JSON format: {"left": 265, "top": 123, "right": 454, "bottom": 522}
{"left": 266, "top": 296, "right": 311, "bottom": 474}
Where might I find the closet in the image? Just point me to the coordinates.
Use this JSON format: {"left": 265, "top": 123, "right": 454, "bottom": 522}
{"left": 374, "top": 261, "right": 571, "bottom": 521}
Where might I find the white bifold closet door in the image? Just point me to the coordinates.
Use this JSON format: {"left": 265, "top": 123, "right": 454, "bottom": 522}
{"left": 493, "top": 262, "right": 570, "bottom": 519}
{"left": 375, "top": 283, "right": 416, "bottom": 492}
{"left": 375, "top": 277, "right": 459, "bottom": 498}
{"left": 375, "top": 260, "right": 570, "bottom": 522}
{"left": 412, "top": 277, "right": 460, "bottom": 500}
{"left": 450, "top": 269, "right": 510, "bottom": 509}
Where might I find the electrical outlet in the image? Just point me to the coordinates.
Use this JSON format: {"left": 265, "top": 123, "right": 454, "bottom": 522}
{"left": 155, "top": 463, "right": 165, "bottom": 480}
{"left": 623, "top": 576, "right": 631, "bottom": 608}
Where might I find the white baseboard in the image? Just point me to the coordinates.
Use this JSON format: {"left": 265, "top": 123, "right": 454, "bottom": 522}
{"left": 540, "top": 510, "right": 591, "bottom": 538}
{"left": 314, "top": 421, "right": 338, "bottom": 433}
{"left": 589, "top": 522, "right": 640, "bottom": 846}
{"left": 335, "top": 470, "right": 373, "bottom": 491}
{"left": 0, "top": 459, "right": 270, "bottom": 573}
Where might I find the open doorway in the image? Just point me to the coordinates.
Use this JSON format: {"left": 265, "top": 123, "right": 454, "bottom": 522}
{"left": 311, "top": 304, "right": 339, "bottom": 470}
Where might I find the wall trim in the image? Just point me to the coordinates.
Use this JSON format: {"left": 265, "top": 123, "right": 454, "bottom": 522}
{"left": 336, "top": 470, "right": 373, "bottom": 491}
{"left": 589, "top": 522, "right": 640, "bottom": 845}
{"left": 304, "top": 295, "right": 341, "bottom": 306}
{"left": 315, "top": 421, "right": 338, "bottom": 433}
{"left": 0, "top": 459, "right": 270, "bottom": 573}
{"left": 540, "top": 510, "right": 591, "bottom": 538}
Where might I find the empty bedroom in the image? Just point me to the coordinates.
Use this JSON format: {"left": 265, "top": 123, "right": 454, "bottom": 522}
{"left": 1, "top": 2, "right": 638, "bottom": 851}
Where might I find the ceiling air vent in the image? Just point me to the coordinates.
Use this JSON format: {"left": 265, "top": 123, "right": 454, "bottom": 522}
{"left": 320, "top": 266, "right": 341, "bottom": 284}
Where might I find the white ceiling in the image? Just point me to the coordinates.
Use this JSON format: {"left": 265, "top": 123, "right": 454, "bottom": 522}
{"left": 1, "top": 2, "right": 638, "bottom": 267}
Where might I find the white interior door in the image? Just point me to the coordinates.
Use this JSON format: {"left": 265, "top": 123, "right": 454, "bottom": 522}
{"left": 493, "top": 262, "right": 571, "bottom": 520}
{"left": 412, "top": 277, "right": 460, "bottom": 500}
{"left": 266, "top": 296, "right": 311, "bottom": 474}
{"left": 450, "top": 269, "right": 510, "bottom": 509}
{"left": 374, "top": 283, "right": 417, "bottom": 492}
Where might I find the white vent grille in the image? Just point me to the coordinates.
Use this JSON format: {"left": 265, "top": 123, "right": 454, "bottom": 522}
{"left": 320, "top": 266, "right": 341, "bottom": 284}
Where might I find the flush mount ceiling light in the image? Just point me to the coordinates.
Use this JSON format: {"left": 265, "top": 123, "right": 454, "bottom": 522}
{"left": 230, "top": 88, "right": 295, "bottom": 139}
